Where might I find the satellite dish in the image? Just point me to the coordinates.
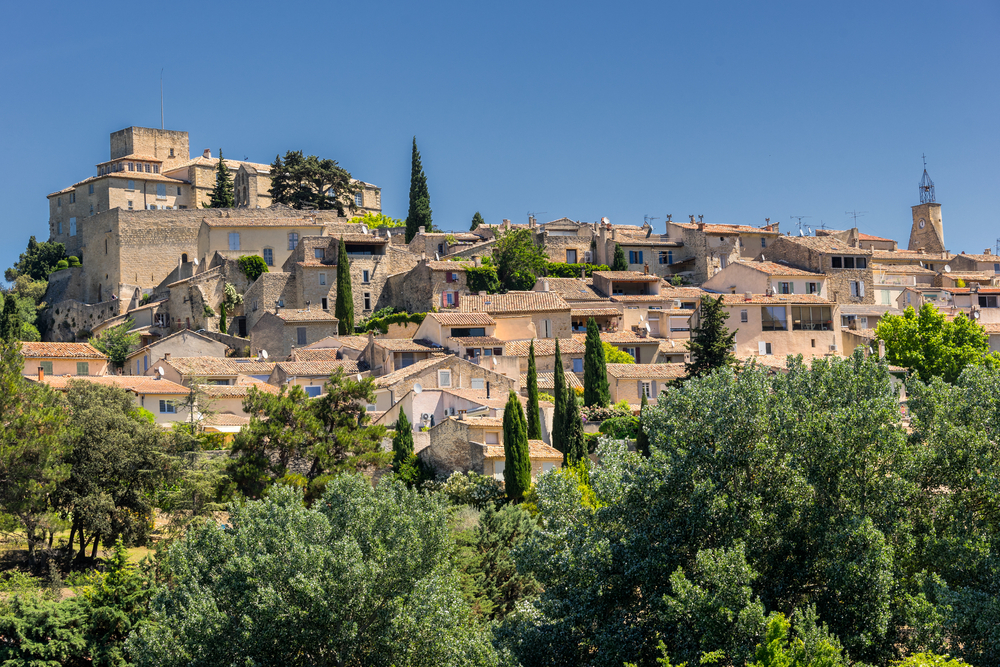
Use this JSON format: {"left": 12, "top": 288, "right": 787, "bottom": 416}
{"left": 492, "top": 357, "right": 498, "bottom": 366}
{"left": 413, "top": 382, "right": 423, "bottom": 394}
{"left": 944, "top": 265, "right": 951, "bottom": 273}
{"left": 157, "top": 366, "right": 165, "bottom": 376}
{"left": 356, "top": 374, "right": 363, "bottom": 382}
{"left": 644, "top": 322, "right": 651, "bottom": 332}
{"left": 260, "top": 350, "right": 269, "bottom": 360}
{"left": 193, "top": 258, "right": 199, "bottom": 266}
{"left": 360, "top": 224, "right": 369, "bottom": 235}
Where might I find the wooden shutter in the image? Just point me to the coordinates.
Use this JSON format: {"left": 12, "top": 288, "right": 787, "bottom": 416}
{"left": 758, "top": 341, "right": 767, "bottom": 355}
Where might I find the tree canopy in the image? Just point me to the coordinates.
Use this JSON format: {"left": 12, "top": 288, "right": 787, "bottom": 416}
{"left": 269, "top": 150, "right": 361, "bottom": 215}
{"left": 471, "top": 211, "right": 485, "bottom": 231}
{"left": 238, "top": 254, "right": 269, "bottom": 283}
{"left": 5, "top": 235, "right": 66, "bottom": 282}
{"left": 491, "top": 228, "right": 548, "bottom": 292}
{"left": 685, "top": 294, "right": 737, "bottom": 378}
{"left": 611, "top": 242, "right": 628, "bottom": 271}
{"left": 335, "top": 237, "right": 354, "bottom": 335}
{"left": 526, "top": 340, "right": 542, "bottom": 440}
{"left": 204, "top": 149, "right": 234, "bottom": 208}
{"left": 89, "top": 317, "right": 140, "bottom": 370}
{"left": 406, "top": 138, "right": 433, "bottom": 242}
{"left": 502, "top": 390, "right": 531, "bottom": 502}
{"left": 583, "top": 318, "right": 610, "bottom": 407}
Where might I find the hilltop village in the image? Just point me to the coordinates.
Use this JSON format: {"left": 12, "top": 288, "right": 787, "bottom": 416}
{"left": 23, "top": 125, "right": 1000, "bottom": 479}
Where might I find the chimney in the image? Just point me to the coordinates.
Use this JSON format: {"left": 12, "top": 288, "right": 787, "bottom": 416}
{"left": 918, "top": 248, "right": 925, "bottom": 254}
{"left": 459, "top": 409, "right": 467, "bottom": 420}
{"left": 744, "top": 291, "right": 753, "bottom": 301}
{"left": 542, "top": 279, "right": 550, "bottom": 292}
{"left": 164, "top": 352, "right": 171, "bottom": 361}
{"left": 473, "top": 255, "right": 481, "bottom": 267}
{"left": 529, "top": 215, "right": 536, "bottom": 228}
{"left": 697, "top": 223, "right": 705, "bottom": 231}
{"left": 418, "top": 226, "right": 425, "bottom": 234}
{"left": 611, "top": 227, "right": 617, "bottom": 240}
{"left": 37, "top": 366, "right": 44, "bottom": 382}
{"left": 643, "top": 263, "right": 649, "bottom": 275}
{"left": 985, "top": 248, "right": 992, "bottom": 255}
{"left": 203, "top": 149, "right": 211, "bottom": 159}
{"left": 580, "top": 267, "right": 586, "bottom": 279}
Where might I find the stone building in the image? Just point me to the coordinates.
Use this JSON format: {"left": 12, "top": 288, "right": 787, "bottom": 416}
{"left": 20, "top": 342, "right": 109, "bottom": 378}
{"left": 124, "top": 329, "right": 228, "bottom": 376}
{"left": 949, "top": 250, "right": 1000, "bottom": 274}
{"left": 371, "top": 354, "right": 517, "bottom": 412}
{"left": 606, "top": 363, "right": 687, "bottom": 404}
{"left": 702, "top": 260, "right": 828, "bottom": 298}
{"left": 420, "top": 416, "right": 562, "bottom": 480}
{"left": 458, "top": 292, "right": 572, "bottom": 340}
{"left": 766, "top": 235, "right": 875, "bottom": 305}
{"left": 249, "top": 308, "right": 340, "bottom": 358}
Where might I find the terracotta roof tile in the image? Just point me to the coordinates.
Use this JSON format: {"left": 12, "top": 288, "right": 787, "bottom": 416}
{"left": 289, "top": 348, "right": 342, "bottom": 361}
{"left": 870, "top": 263, "right": 937, "bottom": 275}
{"left": 273, "top": 360, "right": 361, "bottom": 376}
{"left": 203, "top": 217, "right": 333, "bottom": 228}
{"left": 610, "top": 294, "right": 676, "bottom": 303}
{"left": 733, "top": 261, "right": 824, "bottom": 277}
{"left": 535, "top": 278, "right": 606, "bottom": 301}
{"left": 658, "top": 285, "right": 708, "bottom": 300}
{"left": 858, "top": 233, "right": 895, "bottom": 242}
{"left": 372, "top": 338, "right": 439, "bottom": 351}
{"left": 871, "top": 250, "right": 953, "bottom": 261}
{"left": 272, "top": 308, "right": 339, "bottom": 323}
{"left": 779, "top": 236, "right": 874, "bottom": 254}
{"left": 373, "top": 356, "right": 449, "bottom": 387}
{"left": 503, "top": 337, "right": 586, "bottom": 357}
{"left": 165, "top": 357, "right": 276, "bottom": 376}
{"left": 448, "top": 336, "right": 505, "bottom": 347}
{"left": 600, "top": 331, "right": 667, "bottom": 344}
{"left": 20, "top": 342, "right": 107, "bottom": 359}
{"left": 605, "top": 363, "right": 687, "bottom": 379}
{"left": 592, "top": 270, "right": 660, "bottom": 281}
{"left": 519, "top": 370, "right": 583, "bottom": 390}
{"left": 38, "top": 375, "right": 190, "bottom": 394}
{"left": 675, "top": 222, "right": 779, "bottom": 234}
{"left": 199, "top": 375, "right": 280, "bottom": 397}
{"left": 570, "top": 307, "right": 622, "bottom": 317}
{"left": 201, "top": 412, "right": 251, "bottom": 427}
{"left": 955, "top": 253, "right": 1000, "bottom": 262}
{"left": 426, "top": 261, "right": 472, "bottom": 271}
{"left": 718, "top": 293, "right": 834, "bottom": 305}
{"left": 459, "top": 291, "right": 570, "bottom": 315}
{"left": 429, "top": 312, "right": 496, "bottom": 326}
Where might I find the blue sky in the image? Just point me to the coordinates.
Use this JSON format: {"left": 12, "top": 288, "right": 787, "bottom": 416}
{"left": 1, "top": 1, "right": 997, "bottom": 273}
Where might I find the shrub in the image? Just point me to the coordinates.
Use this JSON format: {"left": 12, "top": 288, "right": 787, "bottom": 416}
{"left": 55, "top": 259, "right": 69, "bottom": 270}
{"left": 429, "top": 471, "right": 507, "bottom": 510}
{"left": 67, "top": 256, "right": 81, "bottom": 267}
{"left": 466, "top": 265, "right": 500, "bottom": 294}
{"left": 538, "top": 392, "right": 556, "bottom": 403}
{"left": 358, "top": 310, "right": 426, "bottom": 334}
{"left": 545, "top": 262, "right": 610, "bottom": 278}
{"left": 238, "top": 255, "right": 269, "bottom": 282}
{"left": 203, "top": 304, "right": 216, "bottom": 317}
{"left": 598, "top": 414, "right": 639, "bottom": 439}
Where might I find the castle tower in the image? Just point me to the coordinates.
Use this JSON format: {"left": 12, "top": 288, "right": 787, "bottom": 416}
{"left": 907, "top": 162, "right": 945, "bottom": 253}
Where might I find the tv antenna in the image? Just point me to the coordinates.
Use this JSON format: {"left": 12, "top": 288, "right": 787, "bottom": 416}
{"left": 995, "top": 237, "right": 1000, "bottom": 255}
{"left": 643, "top": 215, "right": 660, "bottom": 226}
{"left": 790, "top": 215, "right": 811, "bottom": 233}
{"left": 845, "top": 210, "right": 867, "bottom": 226}
{"left": 527, "top": 211, "right": 547, "bottom": 222}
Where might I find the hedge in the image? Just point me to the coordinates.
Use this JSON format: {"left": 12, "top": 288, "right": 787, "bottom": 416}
{"left": 358, "top": 311, "right": 426, "bottom": 334}
{"left": 545, "top": 262, "right": 610, "bottom": 278}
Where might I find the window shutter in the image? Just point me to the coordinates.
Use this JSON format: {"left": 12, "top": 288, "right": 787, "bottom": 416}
{"left": 789, "top": 282, "right": 794, "bottom": 293}
{"left": 859, "top": 281, "right": 865, "bottom": 297}
{"left": 455, "top": 292, "right": 459, "bottom": 307}
{"left": 442, "top": 293, "right": 447, "bottom": 307}
{"left": 652, "top": 381, "right": 657, "bottom": 396}
{"left": 758, "top": 341, "right": 767, "bottom": 355}
{"left": 445, "top": 272, "right": 453, "bottom": 283}
{"left": 638, "top": 381, "right": 643, "bottom": 398}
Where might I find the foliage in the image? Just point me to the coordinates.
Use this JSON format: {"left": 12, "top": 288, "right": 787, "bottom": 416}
{"left": 202, "top": 303, "right": 215, "bottom": 317}
{"left": 203, "top": 149, "right": 235, "bottom": 208}
{"left": 685, "top": 295, "right": 737, "bottom": 378}
{"left": 430, "top": 471, "right": 507, "bottom": 510}
{"left": 584, "top": 318, "right": 610, "bottom": 407}
{"left": 229, "top": 368, "right": 390, "bottom": 500}
{"left": 580, "top": 402, "right": 632, "bottom": 423}
{"left": 155, "top": 454, "right": 232, "bottom": 535}
{"left": 237, "top": 254, "right": 269, "bottom": 282}
{"left": 67, "top": 255, "right": 81, "bottom": 267}
{"left": 335, "top": 237, "right": 354, "bottom": 335}
{"left": 466, "top": 265, "right": 501, "bottom": 294}
{"left": 552, "top": 339, "right": 567, "bottom": 458}
{"left": 491, "top": 228, "right": 549, "bottom": 292}
{"left": 358, "top": 309, "right": 426, "bottom": 334}
{"left": 392, "top": 411, "right": 428, "bottom": 486}
{"left": 748, "top": 609, "right": 848, "bottom": 667}
{"left": 597, "top": 413, "right": 638, "bottom": 439}
{"left": 545, "top": 262, "right": 610, "bottom": 278}
{"left": 218, "top": 300, "right": 227, "bottom": 333}
{"left": 562, "top": 378, "right": 587, "bottom": 464}
{"left": 351, "top": 210, "right": 405, "bottom": 228}
{"left": 636, "top": 391, "right": 651, "bottom": 456}
{"left": 538, "top": 391, "right": 556, "bottom": 403}
{"left": 56, "top": 258, "right": 69, "bottom": 270}
{"left": 612, "top": 242, "right": 628, "bottom": 271}
{"left": 893, "top": 655, "right": 969, "bottom": 666}
{"left": 127, "top": 480, "right": 501, "bottom": 666}
{"left": 471, "top": 211, "right": 485, "bottom": 231}
{"left": 875, "top": 303, "right": 998, "bottom": 383}
{"left": 406, "top": 137, "right": 433, "bottom": 241}
{"left": 503, "top": 391, "right": 532, "bottom": 502}
{"left": 5, "top": 235, "right": 66, "bottom": 281}
{"left": 90, "top": 318, "right": 140, "bottom": 370}
{"left": 268, "top": 150, "right": 361, "bottom": 215}
{"left": 526, "top": 340, "right": 542, "bottom": 440}
{"left": 603, "top": 341, "right": 635, "bottom": 364}
{"left": 223, "top": 281, "right": 243, "bottom": 307}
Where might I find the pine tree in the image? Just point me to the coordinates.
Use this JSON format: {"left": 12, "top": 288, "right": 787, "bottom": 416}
{"left": 685, "top": 295, "right": 737, "bottom": 378}
{"left": 612, "top": 243, "right": 628, "bottom": 271}
{"left": 392, "top": 410, "right": 415, "bottom": 467}
{"left": 205, "top": 149, "right": 234, "bottom": 208}
{"left": 268, "top": 154, "right": 289, "bottom": 204}
{"left": 335, "top": 237, "right": 354, "bottom": 335}
{"left": 405, "top": 138, "right": 432, "bottom": 242}
{"left": 0, "top": 295, "right": 21, "bottom": 343}
{"left": 552, "top": 338, "right": 566, "bottom": 456}
{"left": 636, "top": 391, "right": 650, "bottom": 456}
{"left": 583, "top": 318, "right": 610, "bottom": 407}
{"left": 502, "top": 391, "right": 532, "bottom": 502}
{"left": 470, "top": 211, "right": 485, "bottom": 231}
{"left": 563, "top": 386, "right": 586, "bottom": 465}
{"left": 526, "top": 340, "right": 541, "bottom": 440}
{"left": 219, "top": 302, "right": 227, "bottom": 334}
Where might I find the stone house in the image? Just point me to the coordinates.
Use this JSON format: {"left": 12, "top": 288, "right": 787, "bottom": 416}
{"left": 265, "top": 359, "right": 364, "bottom": 397}
{"left": 458, "top": 292, "right": 572, "bottom": 341}
{"left": 949, "top": 249, "right": 1000, "bottom": 275}
{"left": 124, "top": 329, "right": 228, "bottom": 376}
{"left": 199, "top": 375, "right": 280, "bottom": 419}
{"left": 870, "top": 248, "right": 953, "bottom": 272}
{"left": 518, "top": 370, "right": 583, "bottom": 396}
{"left": 367, "top": 338, "right": 440, "bottom": 377}
{"left": 591, "top": 270, "right": 662, "bottom": 299}
{"left": 144, "top": 356, "right": 276, "bottom": 385}
{"left": 20, "top": 342, "right": 109, "bottom": 378}
{"left": 870, "top": 263, "right": 937, "bottom": 308}
{"left": 606, "top": 363, "right": 687, "bottom": 404}
{"left": 249, "top": 308, "right": 340, "bottom": 358}
{"left": 289, "top": 335, "right": 368, "bottom": 362}
{"left": 33, "top": 375, "right": 191, "bottom": 426}
{"left": 407, "top": 229, "right": 487, "bottom": 259}
{"left": 502, "top": 337, "right": 586, "bottom": 374}
{"left": 197, "top": 217, "right": 331, "bottom": 271}
{"left": 820, "top": 228, "right": 898, "bottom": 252}
{"left": 243, "top": 273, "right": 300, "bottom": 332}
{"left": 702, "top": 260, "right": 828, "bottom": 298}
{"left": 599, "top": 331, "right": 664, "bottom": 364}
{"left": 595, "top": 225, "right": 686, "bottom": 279}
{"left": 532, "top": 277, "right": 606, "bottom": 305}
{"left": 382, "top": 259, "right": 475, "bottom": 315}
{"left": 658, "top": 219, "right": 782, "bottom": 284}
{"left": 766, "top": 235, "right": 875, "bottom": 305}
{"left": 533, "top": 217, "right": 598, "bottom": 265}
{"left": 371, "top": 354, "right": 516, "bottom": 413}
{"left": 410, "top": 312, "right": 504, "bottom": 361}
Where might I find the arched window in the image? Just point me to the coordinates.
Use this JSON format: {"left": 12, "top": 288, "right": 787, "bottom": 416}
{"left": 181, "top": 253, "right": 188, "bottom": 263}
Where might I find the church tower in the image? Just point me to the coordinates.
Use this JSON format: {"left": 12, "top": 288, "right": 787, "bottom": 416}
{"left": 907, "top": 161, "right": 945, "bottom": 253}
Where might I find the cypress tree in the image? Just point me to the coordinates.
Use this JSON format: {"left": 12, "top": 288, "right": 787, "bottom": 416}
{"left": 526, "top": 340, "right": 541, "bottom": 440}
{"left": 219, "top": 302, "right": 227, "bottom": 334}
{"left": 392, "top": 409, "right": 415, "bottom": 467}
{"left": 470, "top": 211, "right": 485, "bottom": 231}
{"left": 611, "top": 243, "right": 628, "bottom": 271}
{"left": 636, "top": 391, "right": 650, "bottom": 457}
{"left": 335, "top": 237, "right": 354, "bottom": 335}
{"left": 583, "top": 318, "right": 610, "bottom": 407}
{"left": 552, "top": 338, "right": 566, "bottom": 456}
{"left": 502, "top": 390, "right": 531, "bottom": 502}
{"left": 405, "top": 138, "right": 432, "bottom": 242}
{"left": 0, "top": 294, "right": 21, "bottom": 343}
{"left": 563, "top": 385, "right": 586, "bottom": 465}
{"left": 685, "top": 295, "right": 737, "bottom": 379}
{"left": 206, "top": 149, "right": 235, "bottom": 208}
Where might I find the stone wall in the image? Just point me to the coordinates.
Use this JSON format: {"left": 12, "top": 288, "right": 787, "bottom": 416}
{"left": 245, "top": 273, "right": 298, "bottom": 332}
{"left": 420, "top": 418, "right": 476, "bottom": 476}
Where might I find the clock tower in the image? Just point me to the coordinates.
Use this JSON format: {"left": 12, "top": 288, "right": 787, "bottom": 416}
{"left": 907, "top": 162, "right": 945, "bottom": 253}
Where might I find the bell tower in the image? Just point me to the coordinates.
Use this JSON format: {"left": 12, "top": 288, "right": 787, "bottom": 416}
{"left": 907, "top": 157, "right": 945, "bottom": 253}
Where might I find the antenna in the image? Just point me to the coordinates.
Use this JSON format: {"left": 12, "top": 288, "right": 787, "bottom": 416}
{"left": 995, "top": 238, "right": 1000, "bottom": 255}
{"left": 790, "top": 215, "right": 811, "bottom": 233}
{"left": 845, "top": 210, "right": 867, "bottom": 226}
{"left": 527, "top": 211, "right": 548, "bottom": 222}
{"left": 160, "top": 68, "right": 164, "bottom": 130}
{"left": 643, "top": 215, "right": 660, "bottom": 226}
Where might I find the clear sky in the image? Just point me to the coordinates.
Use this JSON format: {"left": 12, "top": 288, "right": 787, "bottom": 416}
{"left": 1, "top": 1, "right": 997, "bottom": 273}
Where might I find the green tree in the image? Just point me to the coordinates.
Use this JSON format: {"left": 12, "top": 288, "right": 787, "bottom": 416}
{"left": 685, "top": 294, "right": 737, "bottom": 378}
{"left": 526, "top": 340, "right": 542, "bottom": 440}
{"left": 406, "top": 137, "right": 433, "bottom": 242}
{"left": 351, "top": 210, "right": 405, "bottom": 228}
{"left": 391, "top": 410, "right": 425, "bottom": 486}
{"left": 612, "top": 242, "right": 628, "bottom": 271}
{"left": 492, "top": 228, "right": 548, "bottom": 292}
{"left": 603, "top": 341, "right": 635, "bottom": 364}
{"left": 502, "top": 390, "right": 531, "bottom": 502}
{"left": 552, "top": 338, "right": 567, "bottom": 457}
{"left": 876, "top": 303, "right": 998, "bottom": 383}
{"left": 583, "top": 317, "right": 610, "bottom": 407}
{"left": 562, "top": 381, "right": 586, "bottom": 464}
{"left": 89, "top": 318, "right": 140, "bottom": 371}
{"left": 219, "top": 300, "right": 228, "bottom": 333}
{"left": 5, "top": 235, "right": 66, "bottom": 282}
{"left": 335, "top": 236, "right": 354, "bottom": 335}
{"left": 204, "top": 149, "right": 235, "bottom": 208}
{"left": 466, "top": 503, "right": 540, "bottom": 620}
{"left": 238, "top": 254, "right": 269, "bottom": 282}
{"left": 471, "top": 211, "right": 485, "bottom": 231}
{"left": 268, "top": 150, "right": 361, "bottom": 215}
{"left": 127, "top": 480, "right": 500, "bottom": 666}
{"left": 636, "top": 391, "right": 651, "bottom": 456}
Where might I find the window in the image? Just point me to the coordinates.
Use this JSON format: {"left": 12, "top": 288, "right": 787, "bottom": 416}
{"left": 761, "top": 238, "right": 767, "bottom": 248}
{"left": 761, "top": 306, "right": 787, "bottom": 331}
{"left": 642, "top": 382, "right": 652, "bottom": 398}
{"left": 177, "top": 186, "right": 182, "bottom": 196}
{"left": 994, "top": 263, "right": 999, "bottom": 273}
{"left": 850, "top": 281, "right": 865, "bottom": 298}
{"left": 566, "top": 249, "right": 577, "bottom": 263}
{"left": 262, "top": 248, "right": 273, "bottom": 265}
{"left": 572, "top": 358, "right": 583, "bottom": 373}
{"left": 807, "top": 282, "right": 818, "bottom": 294}
{"left": 624, "top": 347, "right": 637, "bottom": 361}
{"left": 354, "top": 191, "right": 364, "bottom": 207}
{"left": 70, "top": 192, "right": 76, "bottom": 203}
{"left": 857, "top": 257, "right": 867, "bottom": 269}
{"left": 159, "top": 400, "right": 177, "bottom": 413}
{"left": 493, "top": 459, "right": 505, "bottom": 480}
{"left": 296, "top": 327, "right": 307, "bottom": 345}
{"left": 438, "top": 369, "right": 452, "bottom": 387}
{"left": 660, "top": 250, "right": 673, "bottom": 265}
{"left": 127, "top": 200, "right": 133, "bottom": 210}
{"left": 364, "top": 292, "right": 371, "bottom": 310}
{"left": 153, "top": 165, "right": 159, "bottom": 174}
{"left": 541, "top": 319, "right": 552, "bottom": 338}
{"left": 57, "top": 197, "right": 62, "bottom": 207}
{"left": 314, "top": 248, "right": 325, "bottom": 259}
{"left": 777, "top": 282, "right": 792, "bottom": 294}
{"left": 979, "top": 295, "right": 999, "bottom": 308}
{"left": 39, "top": 361, "right": 53, "bottom": 375}
{"left": 881, "top": 290, "right": 891, "bottom": 305}
{"left": 154, "top": 313, "right": 168, "bottom": 327}
{"left": 740, "top": 309, "right": 748, "bottom": 323}
{"left": 451, "top": 327, "right": 486, "bottom": 338}
{"left": 76, "top": 362, "right": 90, "bottom": 375}
{"left": 438, "top": 244, "right": 444, "bottom": 255}
{"left": 400, "top": 352, "right": 414, "bottom": 368}
{"left": 169, "top": 148, "right": 175, "bottom": 157}
{"left": 485, "top": 431, "right": 499, "bottom": 444}
{"left": 288, "top": 232, "right": 299, "bottom": 250}
{"left": 445, "top": 292, "right": 455, "bottom": 307}
{"left": 90, "top": 205, "right": 94, "bottom": 215}
{"left": 128, "top": 163, "right": 134, "bottom": 171}
{"left": 321, "top": 297, "right": 328, "bottom": 310}
{"left": 88, "top": 184, "right": 94, "bottom": 195}
{"left": 228, "top": 232, "right": 240, "bottom": 251}
{"left": 471, "top": 377, "right": 485, "bottom": 390}
{"left": 629, "top": 250, "right": 643, "bottom": 264}
{"left": 145, "top": 164, "right": 151, "bottom": 173}
{"left": 319, "top": 273, "right": 327, "bottom": 286}
{"left": 127, "top": 180, "right": 135, "bottom": 190}
{"left": 362, "top": 270, "right": 370, "bottom": 283}
{"left": 791, "top": 306, "right": 832, "bottom": 331}
{"left": 720, "top": 256, "right": 728, "bottom": 269}
{"left": 57, "top": 221, "right": 62, "bottom": 234}
{"left": 831, "top": 256, "right": 867, "bottom": 270}
{"left": 305, "top": 386, "right": 322, "bottom": 398}
{"left": 758, "top": 341, "right": 773, "bottom": 355}
{"left": 69, "top": 218, "right": 77, "bottom": 236}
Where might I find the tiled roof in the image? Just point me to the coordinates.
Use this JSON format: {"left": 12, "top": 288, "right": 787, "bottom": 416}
{"left": 947, "top": 287, "right": 1000, "bottom": 295}
{"left": 440, "top": 389, "right": 522, "bottom": 411}
{"left": 592, "top": 270, "right": 660, "bottom": 282}
{"left": 289, "top": 348, "right": 342, "bottom": 361}
{"left": 870, "top": 263, "right": 937, "bottom": 275}
{"left": 944, "top": 272, "right": 999, "bottom": 281}
{"left": 503, "top": 337, "right": 586, "bottom": 357}
{"left": 982, "top": 323, "right": 1000, "bottom": 334}
{"left": 297, "top": 335, "right": 368, "bottom": 353}
{"left": 39, "top": 375, "right": 190, "bottom": 395}
{"left": 838, "top": 305, "right": 901, "bottom": 316}
{"left": 372, "top": 338, "right": 438, "bottom": 351}
{"left": 610, "top": 294, "right": 676, "bottom": 303}
{"left": 613, "top": 234, "right": 683, "bottom": 247}
{"left": 199, "top": 376, "right": 280, "bottom": 397}
{"left": 529, "top": 439, "right": 566, "bottom": 460}
{"left": 164, "top": 155, "right": 271, "bottom": 174}
{"left": 165, "top": 357, "right": 276, "bottom": 377}
{"left": 872, "top": 250, "right": 953, "bottom": 261}
{"left": 658, "top": 285, "right": 708, "bottom": 300}
{"left": 460, "top": 416, "right": 506, "bottom": 427}
{"left": 955, "top": 252, "right": 1000, "bottom": 261}
{"left": 600, "top": 331, "right": 667, "bottom": 344}
{"left": 125, "top": 329, "right": 221, "bottom": 359}
{"left": 373, "top": 356, "right": 449, "bottom": 387}
{"left": 570, "top": 307, "right": 622, "bottom": 317}
{"left": 335, "top": 234, "right": 387, "bottom": 244}
{"left": 460, "top": 291, "right": 570, "bottom": 315}
{"left": 675, "top": 222, "right": 779, "bottom": 234}
{"left": 20, "top": 342, "right": 107, "bottom": 359}
{"left": 203, "top": 217, "right": 330, "bottom": 228}
{"left": 734, "top": 261, "right": 824, "bottom": 277}
{"left": 201, "top": 412, "right": 251, "bottom": 427}
{"left": 606, "top": 363, "right": 687, "bottom": 380}
{"left": 537, "top": 278, "right": 606, "bottom": 301}
{"left": 272, "top": 308, "right": 339, "bottom": 323}
{"left": 273, "top": 360, "right": 361, "bottom": 376}
{"left": 426, "top": 261, "right": 472, "bottom": 271}
{"left": 719, "top": 294, "right": 833, "bottom": 305}
{"left": 448, "top": 336, "right": 504, "bottom": 347}
{"left": 429, "top": 312, "right": 496, "bottom": 326}
{"left": 858, "top": 233, "right": 895, "bottom": 242}
{"left": 778, "top": 235, "right": 874, "bottom": 254}
{"left": 519, "top": 370, "right": 583, "bottom": 390}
